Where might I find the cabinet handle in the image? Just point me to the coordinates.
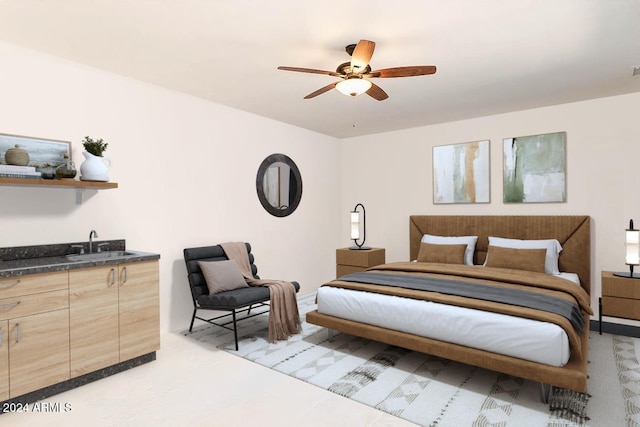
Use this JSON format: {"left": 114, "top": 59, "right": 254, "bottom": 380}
{"left": 15, "top": 323, "right": 21, "bottom": 343}
{"left": 0, "top": 279, "right": 20, "bottom": 288}
{"left": 109, "top": 268, "right": 116, "bottom": 286}
{"left": 121, "top": 267, "right": 128, "bottom": 285}
{"left": 0, "top": 301, "right": 20, "bottom": 310}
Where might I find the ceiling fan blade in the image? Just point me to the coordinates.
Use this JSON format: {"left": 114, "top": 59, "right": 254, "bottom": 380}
{"left": 304, "top": 82, "right": 339, "bottom": 99}
{"left": 365, "top": 65, "right": 437, "bottom": 78}
{"left": 366, "top": 82, "right": 389, "bottom": 101}
{"left": 350, "top": 40, "right": 375, "bottom": 73}
{"left": 278, "top": 66, "right": 342, "bottom": 77}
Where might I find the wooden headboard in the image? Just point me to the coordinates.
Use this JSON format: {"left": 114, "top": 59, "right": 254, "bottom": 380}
{"left": 409, "top": 215, "right": 591, "bottom": 295}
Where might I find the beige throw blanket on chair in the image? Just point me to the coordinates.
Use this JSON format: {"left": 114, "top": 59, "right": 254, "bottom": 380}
{"left": 220, "top": 242, "right": 301, "bottom": 343}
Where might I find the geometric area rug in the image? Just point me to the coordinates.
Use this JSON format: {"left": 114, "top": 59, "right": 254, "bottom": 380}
{"left": 184, "top": 293, "right": 634, "bottom": 427}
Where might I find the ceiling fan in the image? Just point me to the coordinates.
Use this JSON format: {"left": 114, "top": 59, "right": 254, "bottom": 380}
{"left": 277, "top": 39, "right": 436, "bottom": 101}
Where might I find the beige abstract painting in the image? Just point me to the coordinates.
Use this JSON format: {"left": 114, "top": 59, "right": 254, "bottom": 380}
{"left": 433, "top": 140, "right": 490, "bottom": 204}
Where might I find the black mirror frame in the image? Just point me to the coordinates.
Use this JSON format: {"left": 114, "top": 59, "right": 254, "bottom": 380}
{"left": 256, "top": 153, "right": 303, "bottom": 217}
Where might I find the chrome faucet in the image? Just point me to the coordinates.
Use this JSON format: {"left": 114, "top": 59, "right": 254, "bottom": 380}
{"left": 89, "top": 229, "right": 98, "bottom": 253}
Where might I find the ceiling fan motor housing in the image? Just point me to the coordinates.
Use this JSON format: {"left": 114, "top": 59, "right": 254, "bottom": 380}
{"left": 336, "top": 62, "right": 371, "bottom": 75}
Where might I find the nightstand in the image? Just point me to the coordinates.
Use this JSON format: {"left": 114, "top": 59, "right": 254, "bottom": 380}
{"left": 599, "top": 271, "right": 640, "bottom": 334}
{"left": 336, "top": 247, "right": 385, "bottom": 277}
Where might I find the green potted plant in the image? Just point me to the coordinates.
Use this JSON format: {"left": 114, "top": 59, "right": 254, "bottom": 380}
{"left": 80, "top": 136, "right": 112, "bottom": 182}
{"left": 82, "top": 136, "right": 108, "bottom": 157}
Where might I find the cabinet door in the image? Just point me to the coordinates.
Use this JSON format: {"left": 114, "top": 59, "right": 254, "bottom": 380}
{"left": 119, "top": 261, "right": 160, "bottom": 361}
{"left": 69, "top": 266, "right": 120, "bottom": 377}
{"left": 9, "top": 309, "right": 70, "bottom": 397}
{"left": 0, "top": 320, "right": 8, "bottom": 401}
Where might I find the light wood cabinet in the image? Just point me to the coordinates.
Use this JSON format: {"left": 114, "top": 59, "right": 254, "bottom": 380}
{"left": 0, "top": 320, "right": 8, "bottom": 401}
{"left": 601, "top": 271, "right": 640, "bottom": 320}
{"left": 9, "top": 309, "right": 70, "bottom": 397}
{"left": 118, "top": 261, "right": 160, "bottom": 361}
{"left": 69, "top": 266, "right": 120, "bottom": 377}
{"left": 336, "top": 247, "right": 385, "bottom": 277}
{"left": 69, "top": 260, "right": 159, "bottom": 377}
{"left": 0, "top": 272, "right": 70, "bottom": 398}
{"left": 0, "top": 252, "right": 158, "bottom": 402}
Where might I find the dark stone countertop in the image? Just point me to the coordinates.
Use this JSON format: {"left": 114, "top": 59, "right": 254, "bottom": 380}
{"left": 0, "top": 239, "right": 160, "bottom": 279}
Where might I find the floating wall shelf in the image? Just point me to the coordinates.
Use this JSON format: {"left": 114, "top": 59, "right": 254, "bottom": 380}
{"left": 0, "top": 177, "right": 118, "bottom": 204}
{"left": 0, "top": 177, "right": 118, "bottom": 189}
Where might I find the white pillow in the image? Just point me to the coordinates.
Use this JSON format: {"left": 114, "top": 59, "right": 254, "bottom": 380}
{"left": 487, "top": 236, "right": 562, "bottom": 275}
{"left": 421, "top": 234, "right": 478, "bottom": 265}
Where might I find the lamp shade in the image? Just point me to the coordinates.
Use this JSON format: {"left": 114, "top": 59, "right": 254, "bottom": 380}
{"left": 336, "top": 78, "right": 372, "bottom": 97}
{"left": 625, "top": 229, "right": 640, "bottom": 266}
{"left": 350, "top": 211, "right": 360, "bottom": 240}
{"left": 614, "top": 219, "right": 640, "bottom": 278}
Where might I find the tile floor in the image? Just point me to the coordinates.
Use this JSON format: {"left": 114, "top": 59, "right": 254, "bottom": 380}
{"left": 1, "top": 332, "right": 416, "bottom": 427}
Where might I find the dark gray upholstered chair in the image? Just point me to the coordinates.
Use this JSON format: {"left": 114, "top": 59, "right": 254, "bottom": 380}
{"left": 183, "top": 243, "right": 300, "bottom": 350}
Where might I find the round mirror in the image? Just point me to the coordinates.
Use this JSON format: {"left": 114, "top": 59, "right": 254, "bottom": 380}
{"left": 256, "top": 153, "right": 303, "bottom": 217}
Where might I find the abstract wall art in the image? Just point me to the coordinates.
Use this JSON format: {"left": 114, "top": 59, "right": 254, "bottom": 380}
{"left": 433, "top": 139, "right": 490, "bottom": 204}
{"left": 503, "top": 131, "right": 566, "bottom": 203}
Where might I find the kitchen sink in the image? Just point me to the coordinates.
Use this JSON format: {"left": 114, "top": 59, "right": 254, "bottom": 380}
{"left": 65, "top": 250, "right": 141, "bottom": 262}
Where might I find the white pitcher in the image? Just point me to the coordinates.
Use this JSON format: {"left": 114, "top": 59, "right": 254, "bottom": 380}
{"left": 80, "top": 151, "right": 112, "bottom": 182}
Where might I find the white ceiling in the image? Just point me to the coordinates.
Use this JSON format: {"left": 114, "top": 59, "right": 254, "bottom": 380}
{"left": 0, "top": 0, "right": 638, "bottom": 138}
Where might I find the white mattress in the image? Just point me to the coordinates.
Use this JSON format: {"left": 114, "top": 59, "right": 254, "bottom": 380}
{"left": 316, "top": 277, "right": 575, "bottom": 366}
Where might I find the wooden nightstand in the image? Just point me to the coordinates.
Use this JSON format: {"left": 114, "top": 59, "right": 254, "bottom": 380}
{"left": 600, "top": 271, "right": 640, "bottom": 333}
{"left": 336, "top": 247, "right": 385, "bottom": 277}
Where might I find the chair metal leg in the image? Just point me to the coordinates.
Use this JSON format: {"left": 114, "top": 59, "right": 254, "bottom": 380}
{"left": 232, "top": 309, "right": 239, "bottom": 351}
{"left": 189, "top": 309, "right": 197, "bottom": 332}
{"left": 188, "top": 302, "right": 270, "bottom": 349}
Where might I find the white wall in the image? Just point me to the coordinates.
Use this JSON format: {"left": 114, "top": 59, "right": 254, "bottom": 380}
{"left": 0, "top": 42, "right": 342, "bottom": 332}
{"left": 2, "top": 39, "right": 638, "bottom": 332}
{"left": 340, "top": 92, "right": 640, "bottom": 321}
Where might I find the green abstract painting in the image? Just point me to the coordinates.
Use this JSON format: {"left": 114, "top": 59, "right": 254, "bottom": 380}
{"left": 503, "top": 132, "right": 566, "bottom": 203}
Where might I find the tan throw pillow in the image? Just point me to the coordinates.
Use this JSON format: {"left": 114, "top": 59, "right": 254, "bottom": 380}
{"left": 484, "top": 245, "right": 546, "bottom": 273}
{"left": 417, "top": 242, "right": 467, "bottom": 264}
{"left": 198, "top": 260, "right": 249, "bottom": 294}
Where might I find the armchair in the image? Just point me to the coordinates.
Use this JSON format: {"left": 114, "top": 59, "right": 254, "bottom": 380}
{"left": 183, "top": 243, "right": 300, "bottom": 350}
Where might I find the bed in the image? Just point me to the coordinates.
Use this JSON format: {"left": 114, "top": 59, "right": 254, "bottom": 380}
{"left": 306, "top": 215, "right": 592, "bottom": 399}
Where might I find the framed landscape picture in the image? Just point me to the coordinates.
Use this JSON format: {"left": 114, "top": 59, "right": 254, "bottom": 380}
{"left": 0, "top": 133, "right": 72, "bottom": 168}
{"left": 503, "top": 131, "right": 566, "bottom": 203}
{"left": 433, "top": 139, "right": 490, "bottom": 204}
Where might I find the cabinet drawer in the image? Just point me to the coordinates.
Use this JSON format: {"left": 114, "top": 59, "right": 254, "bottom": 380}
{"left": 336, "top": 248, "right": 385, "bottom": 268}
{"left": 602, "top": 296, "right": 640, "bottom": 320}
{"left": 0, "top": 289, "right": 69, "bottom": 321}
{"left": 337, "top": 264, "right": 367, "bottom": 277}
{"left": 0, "top": 271, "right": 68, "bottom": 299}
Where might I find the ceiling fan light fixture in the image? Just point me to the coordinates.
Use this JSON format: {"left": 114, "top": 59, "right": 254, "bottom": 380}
{"left": 336, "top": 78, "right": 372, "bottom": 97}
{"left": 277, "top": 38, "right": 435, "bottom": 101}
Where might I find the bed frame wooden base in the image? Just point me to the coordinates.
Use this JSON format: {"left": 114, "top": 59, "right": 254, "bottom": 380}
{"left": 306, "top": 309, "right": 588, "bottom": 396}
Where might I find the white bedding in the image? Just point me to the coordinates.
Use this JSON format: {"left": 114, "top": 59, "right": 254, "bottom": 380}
{"left": 316, "top": 274, "right": 579, "bottom": 367}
